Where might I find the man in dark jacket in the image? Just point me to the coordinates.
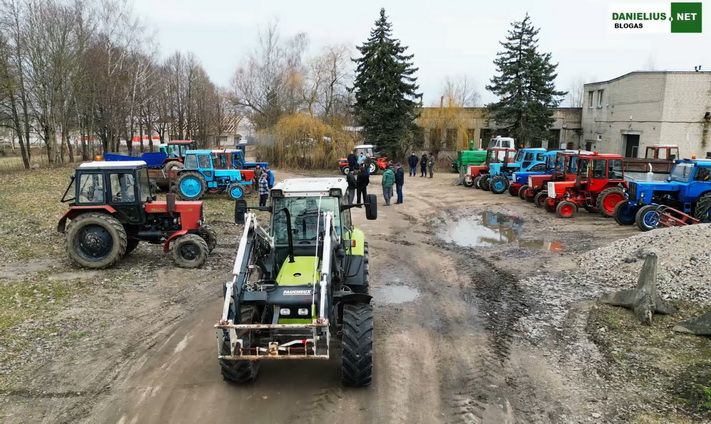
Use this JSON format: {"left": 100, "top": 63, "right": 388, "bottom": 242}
{"left": 420, "top": 153, "right": 428, "bottom": 177}
{"left": 346, "top": 170, "right": 357, "bottom": 204}
{"left": 394, "top": 163, "right": 405, "bottom": 204}
{"left": 356, "top": 164, "right": 370, "bottom": 204}
{"left": 407, "top": 153, "right": 418, "bottom": 177}
{"left": 347, "top": 151, "right": 357, "bottom": 172}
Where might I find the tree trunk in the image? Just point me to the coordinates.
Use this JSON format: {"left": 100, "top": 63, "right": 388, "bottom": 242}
{"left": 66, "top": 132, "right": 74, "bottom": 163}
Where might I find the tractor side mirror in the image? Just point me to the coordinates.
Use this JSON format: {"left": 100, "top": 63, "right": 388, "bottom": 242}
{"left": 364, "top": 194, "right": 377, "bottom": 220}
{"left": 234, "top": 199, "right": 247, "bottom": 224}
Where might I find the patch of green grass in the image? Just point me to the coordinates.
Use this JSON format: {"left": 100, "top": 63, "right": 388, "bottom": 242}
{"left": 0, "top": 279, "right": 73, "bottom": 332}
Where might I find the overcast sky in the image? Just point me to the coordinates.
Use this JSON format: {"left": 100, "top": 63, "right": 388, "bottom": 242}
{"left": 134, "top": 0, "right": 710, "bottom": 106}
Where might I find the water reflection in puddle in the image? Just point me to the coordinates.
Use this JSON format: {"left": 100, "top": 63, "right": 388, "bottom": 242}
{"left": 372, "top": 285, "right": 420, "bottom": 304}
{"left": 438, "top": 211, "right": 565, "bottom": 251}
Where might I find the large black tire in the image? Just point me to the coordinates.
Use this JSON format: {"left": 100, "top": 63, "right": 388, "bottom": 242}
{"left": 164, "top": 160, "right": 184, "bottom": 173}
{"left": 479, "top": 175, "right": 491, "bottom": 191}
{"left": 635, "top": 204, "right": 660, "bottom": 231}
{"left": 490, "top": 175, "right": 509, "bottom": 194}
{"left": 463, "top": 175, "right": 474, "bottom": 188}
{"left": 171, "top": 234, "right": 209, "bottom": 268}
{"left": 517, "top": 184, "right": 529, "bottom": 200}
{"left": 534, "top": 191, "right": 548, "bottom": 208}
{"left": 177, "top": 171, "right": 206, "bottom": 200}
{"left": 596, "top": 187, "right": 625, "bottom": 218}
{"left": 220, "top": 305, "right": 260, "bottom": 384}
{"left": 341, "top": 303, "right": 373, "bottom": 387}
{"left": 125, "top": 239, "right": 140, "bottom": 255}
{"left": 198, "top": 225, "right": 218, "bottom": 253}
{"left": 693, "top": 192, "right": 711, "bottom": 223}
{"left": 65, "top": 212, "right": 127, "bottom": 269}
{"left": 613, "top": 200, "right": 637, "bottom": 225}
{"left": 473, "top": 175, "right": 482, "bottom": 189}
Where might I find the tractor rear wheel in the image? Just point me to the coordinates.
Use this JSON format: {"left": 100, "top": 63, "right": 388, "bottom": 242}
{"left": 518, "top": 185, "right": 529, "bottom": 200}
{"left": 171, "top": 234, "right": 209, "bottom": 268}
{"left": 227, "top": 183, "right": 246, "bottom": 200}
{"left": 341, "top": 303, "right": 373, "bottom": 387}
{"left": 177, "top": 171, "right": 206, "bottom": 200}
{"left": 597, "top": 187, "right": 625, "bottom": 218}
{"left": 544, "top": 197, "right": 557, "bottom": 213}
{"left": 241, "top": 182, "right": 254, "bottom": 196}
{"left": 125, "top": 239, "right": 140, "bottom": 255}
{"left": 693, "top": 193, "right": 711, "bottom": 223}
{"left": 613, "top": 200, "right": 637, "bottom": 225}
{"left": 66, "top": 212, "right": 127, "bottom": 269}
{"left": 340, "top": 166, "right": 349, "bottom": 175}
{"left": 556, "top": 200, "right": 578, "bottom": 218}
{"left": 473, "top": 175, "right": 482, "bottom": 189}
{"left": 163, "top": 160, "right": 184, "bottom": 174}
{"left": 635, "top": 205, "right": 660, "bottom": 231}
{"left": 479, "top": 175, "right": 491, "bottom": 191}
{"left": 534, "top": 191, "right": 548, "bottom": 208}
{"left": 463, "top": 175, "right": 474, "bottom": 187}
{"left": 490, "top": 176, "right": 509, "bottom": 194}
{"left": 220, "top": 305, "right": 260, "bottom": 384}
{"left": 198, "top": 225, "right": 218, "bottom": 252}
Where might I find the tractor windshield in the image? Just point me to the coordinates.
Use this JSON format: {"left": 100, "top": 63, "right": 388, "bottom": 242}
{"left": 670, "top": 163, "right": 695, "bottom": 182}
{"left": 513, "top": 150, "right": 524, "bottom": 163}
{"left": 272, "top": 197, "right": 342, "bottom": 244}
{"left": 138, "top": 169, "right": 152, "bottom": 201}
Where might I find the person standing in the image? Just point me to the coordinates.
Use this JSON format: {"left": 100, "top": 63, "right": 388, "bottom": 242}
{"left": 408, "top": 152, "right": 419, "bottom": 177}
{"left": 253, "top": 164, "right": 263, "bottom": 185}
{"left": 358, "top": 151, "right": 366, "bottom": 166}
{"left": 265, "top": 166, "right": 275, "bottom": 188}
{"left": 347, "top": 151, "right": 357, "bottom": 172}
{"left": 394, "top": 163, "right": 405, "bottom": 204}
{"left": 428, "top": 152, "right": 435, "bottom": 178}
{"left": 381, "top": 165, "right": 395, "bottom": 206}
{"left": 258, "top": 172, "right": 269, "bottom": 207}
{"left": 346, "top": 170, "right": 357, "bottom": 205}
{"left": 356, "top": 163, "right": 370, "bottom": 204}
{"left": 420, "top": 153, "right": 428, "bottom": 177}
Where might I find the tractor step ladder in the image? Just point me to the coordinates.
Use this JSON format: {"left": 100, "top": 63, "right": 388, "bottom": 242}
{"left": 656, "top": 205, "right": 700, "bottom": 228}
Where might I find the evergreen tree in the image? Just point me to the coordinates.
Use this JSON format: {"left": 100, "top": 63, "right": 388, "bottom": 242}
{"left": 486, "top": 14, "right": 566, "bottom": 147}
{"left": 352, "top": 8, "right": 421, "bottom": 157}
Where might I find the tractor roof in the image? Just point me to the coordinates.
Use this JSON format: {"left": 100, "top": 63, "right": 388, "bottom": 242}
{"left": 354, "top": 144, "right": 374, "bottom": 149}
{"left": 185, "top": 149, "right": 213, "bottom": 154}
{"left": 521, "top": 147, "right": 547, "bottom": 152}
{"left": 79, "top": 160, "right": 147, "bottom": 169}
{"left": 273, "top": 178, "right": 348, "bottom": 197}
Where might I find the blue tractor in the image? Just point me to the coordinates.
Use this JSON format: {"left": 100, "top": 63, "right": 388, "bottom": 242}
{"left": 613, "top": 159, "right": 711, "bottom": 231}
{"left": 176, "top": 150, "right": 255, "bottom": 201}
{"left": 483, "top": 148, "right": 547, "bottom": 194}
{"left": 507, "top": 150, "right": 562, "bottom": 197}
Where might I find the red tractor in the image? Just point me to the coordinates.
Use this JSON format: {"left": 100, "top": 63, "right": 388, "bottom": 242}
{"left": 338, "top": 144, "right": 388, "bottom": 175}
{"left": 544, "top": 153, "right": 627, "bottom": 218}
{"left": 523, "top": 151, "right": 589, "bottom": 206}
{"left": 463, "top": 147, "right": 516, "bottom": 189}
{"left": 58, "top": 161, "right": 216, "bottom": 269}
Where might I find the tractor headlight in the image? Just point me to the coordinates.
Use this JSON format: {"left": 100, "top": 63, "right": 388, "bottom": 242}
{"left": 279, "top": 308, "right": 290, "bottom": 316}
{"left": 297, "top": 308, "right": 309, "bottom": 316}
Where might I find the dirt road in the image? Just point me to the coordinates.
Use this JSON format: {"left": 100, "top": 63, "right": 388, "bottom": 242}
{"left": 5, "top": 169, "right": 692, "bottom": 423}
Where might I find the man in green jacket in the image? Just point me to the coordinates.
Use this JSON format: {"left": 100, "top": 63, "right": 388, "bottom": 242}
{"left": 381, "top": 164, "right": 395, "bottom": 206}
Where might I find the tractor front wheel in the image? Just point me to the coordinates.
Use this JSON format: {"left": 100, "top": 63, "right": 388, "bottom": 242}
{"left": 220, "top": 305, "right": 260, "bottom": 384}
{"left": 556, "top": 200, "right": 578, "bottom": 218}
{"left": 473, "top": 175, "right": 482, "bottom": 189}
{"left": 177, "top": 172, "right": 207, "bottom": 200}
{"left": 597, "top": 187, "right": 625, "bottom": 218}
{"left": 635, "top": 205, "right": 660, "bottom": 231}
{"left": 171, "top": 234, "right": 209, "bottom": 268}
{"left": 490, "top": 176, "right": 509, "bottom": 194}
{"left": 613, "top": 201, "right": 637, "bottom": 225}
{"left": 534, "top": 191, "right": 548, "bottom": 208}
{"left": 544, "top": 197, "right": 557, "bottom": 213}
{"left": 693, "top": 193, "right": 711, "bottom": 223}
{"left": 227, "top": 183, "right": 246, "bottom": 200}
{"left": 479, "top": 175, "right": 491, "bottom": 191}
{"left": 518, "top": 185, "right": 529, "bottom": 200}
{"left": 66, "top": 212, "right": 127, "bottom": 269}
{"left": 341, "top": 303, "right": 373, "bottom": 387}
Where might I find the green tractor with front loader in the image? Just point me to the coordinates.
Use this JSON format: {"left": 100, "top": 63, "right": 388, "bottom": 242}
{"left": 216, "top": 178, "right": 377, "bottom": 386}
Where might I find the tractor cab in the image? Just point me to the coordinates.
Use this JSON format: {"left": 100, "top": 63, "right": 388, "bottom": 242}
{"left": 488, "top": 136, "right": 516, "bottom": 149}
{"left": 575, "top": 153, "right": 625, "bottom": 191}
{"left": 485, "top": 147, "right": 516, "bottom": 165}
{"left": 61, "top": 161, "right": 154, "bottom": 225}
{"left": 159, "top": 140, "right": 194, "bottom": 159}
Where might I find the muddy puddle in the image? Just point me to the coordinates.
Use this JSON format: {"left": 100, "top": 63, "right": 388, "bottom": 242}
{"left": 438, "top": 211, "right": 565, "bottom": 251}
{"left": 372, "top": 285, "right": 420, "bottom": 304}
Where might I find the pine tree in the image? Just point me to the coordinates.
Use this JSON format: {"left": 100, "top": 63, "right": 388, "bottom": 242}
{"left": 352, "top": 8, "right": 421, "bottom": 158}
{"left": 486, "top": 14, "right": 566, "bottom": 147}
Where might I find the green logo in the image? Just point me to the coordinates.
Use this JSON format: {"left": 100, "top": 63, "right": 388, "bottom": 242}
{"left": 671, "top": 2, "right": 702, "bottom": 33}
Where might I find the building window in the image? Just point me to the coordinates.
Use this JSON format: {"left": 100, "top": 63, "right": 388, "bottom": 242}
{"left": 597, "top": 89, "right": 604, "bottom": 108}
{"left": 429, "top": 128, "right": 442, "bottom": 148}
{"left": 445, "top": 129, "right": 457, "bottom": 148}
{"left": 588, "top": 91, "right": 594, "bottom": 108}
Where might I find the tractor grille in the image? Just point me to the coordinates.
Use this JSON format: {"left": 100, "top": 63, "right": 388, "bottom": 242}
{"left": 628, "top": 182, "right": 637, "bottom": 200}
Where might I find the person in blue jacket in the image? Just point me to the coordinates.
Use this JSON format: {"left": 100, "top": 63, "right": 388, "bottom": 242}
{"left": 265, "top": 166, "right": 275, "bottom": 188}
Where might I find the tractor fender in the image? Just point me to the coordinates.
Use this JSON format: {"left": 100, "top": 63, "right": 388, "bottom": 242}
{"left": 335, "top": 291, "right": 372, "bottom": 305}
{"left": 163, "top": 229, "right": 190, "bottom": 253}
{"left": 57, "top": 206, "right": 117, "bottom": 233}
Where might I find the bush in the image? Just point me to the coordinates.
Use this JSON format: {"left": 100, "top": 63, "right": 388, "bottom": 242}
{"left": 256, "top": 114, "right": 358, "bottom": 169}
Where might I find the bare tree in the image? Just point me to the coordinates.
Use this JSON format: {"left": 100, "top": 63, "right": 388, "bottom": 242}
{"left": 442, "top": 75, "right": 480, "bottom": 107}
{"left": 566, "top": 77, "right": 586, "bottom": 107}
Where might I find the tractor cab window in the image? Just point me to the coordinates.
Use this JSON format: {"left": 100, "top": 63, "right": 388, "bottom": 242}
{"left": 514, "top": 150, "right": 524, "bottom": 163}
{"left": 109, "top": 173, "right": 136, "bottom": 203}
{"left": 213, "top": 153, "right": 229, "bottom": 169}
{"left": 198, "top": 154, "right": 211, "bottom": 169}
{"left": 578, "top": 159, "right": 590, "bottom": 177}
{"left": 608, "top": 160, "right": 623, "bottom": 179}
{"left": 77, "top": 173, "right": 105, "bottom": 203}
{"left": 546, "top": 155, "right": 557, "bottom": 169}
{"left": 272, "top": 197, "right": 342, "bottom": 244}
{"left": 530, "top": 163, "right": 546, "bottom": 172}
{"left": 184, "top": 154, "right": 198, "bottom": 169}
{"left": 592, "top": 160, "right": 607, "bottom": 179}
{"left": 670, "top": 163, "right": 695, "bottom": 182}
{"left": 138, "top": 169, "right": 152, "bottom": 201}
{"left": 695, "top": 167, "right": 711, "bottom": 182}
{"left": 535, "top": 152, "right": 545, "bottom": 161}
{"left": 569, "top": 157, "right": 580, "bottom": 174}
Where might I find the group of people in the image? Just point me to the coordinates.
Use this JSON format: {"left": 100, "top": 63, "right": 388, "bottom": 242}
{"left": 407, "top": 152, "right": 435, "bottom": 178}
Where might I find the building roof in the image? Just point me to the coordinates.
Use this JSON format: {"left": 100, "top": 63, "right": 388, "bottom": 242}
{"left": 273, "top": 178, "right": 348, "bottom": 196}
{"left": 585, "top": 71, "right": 711, "bottom": 87}
{"left": 79, "top": 161, "right": 147, "bottom": 169}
